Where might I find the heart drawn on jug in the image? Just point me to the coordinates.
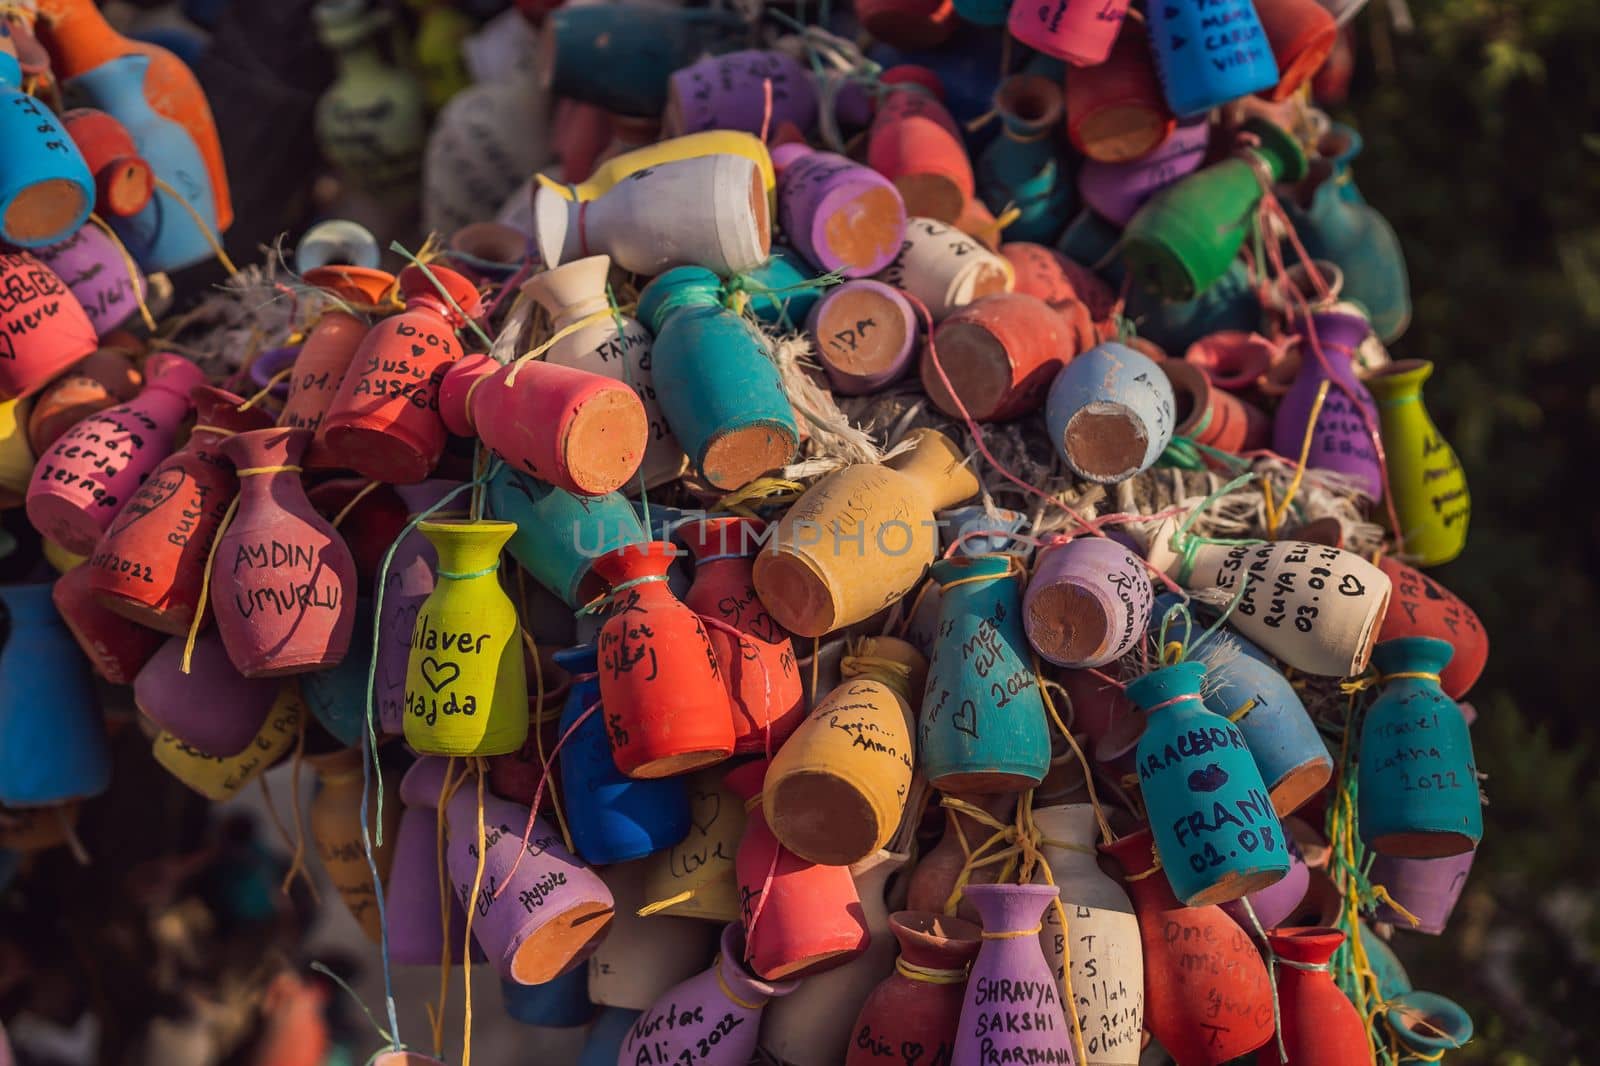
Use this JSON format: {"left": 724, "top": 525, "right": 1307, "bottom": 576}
{"left": 420, "top": 657, "right": 460, "bottom": 693}
{"left": 689, "top": 790, "right": 722, "bottom": 837}
{"left": 953, "top": 698, "right": 979, "bottom": 739}
{"left": 1338, "top": 573, "right": 1366, "bottom": 597}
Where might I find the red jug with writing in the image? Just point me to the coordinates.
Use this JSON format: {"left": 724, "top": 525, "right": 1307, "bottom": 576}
{"left": 0, "top": 250, "right": 98, "bottom": 401}
{"left": 210, "top": 427, "right": 357, "bottom": 677}
{"left": 846, "top": 911, "right": 980, "bottom": 1066}
{"left": 26, "top": 351, "right": 204, "bottom": 553}
{"left": 89, "top": 385, "right": 272, "bottom": 634}
{"left": 680, "top": 517, "right": 804, "bottom": 755}
{"left": 1375, "top": 558, "right": 1487, "bottom": 699}
{"left": 51, "top": 559, "right": 162, "bottom": 684}
{"left": 1261, "top": 927, "right": 1374, "bottom": 1065}
{"left": 1102, "top": 827, "right": 1274, "bottom": 1065}
{"left": 726, "top": 759, "right": 869, "bottom": 982}
{"left": 321, "top": 264, "right": 480, "bottom": 484}
{"left": 593, "top": 541, "right": 735, "bottom": 779}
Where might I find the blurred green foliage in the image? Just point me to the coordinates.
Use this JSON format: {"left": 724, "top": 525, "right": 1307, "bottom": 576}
{"left": 1338, "top": 0, "right": 1600, "bottom": 1060}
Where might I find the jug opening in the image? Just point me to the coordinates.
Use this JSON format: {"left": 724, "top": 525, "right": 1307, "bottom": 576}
{"left": 6, "top": 180, "right": 87, "bottom": 244}
{"left": 508, "top": 898, "right": 615, "bottom": 985}
{"left": 1028, "top": 583, "right": 1109, "bottom": 665}
{"left": 894, "top": 174, "right": 964, "bottom": 225}
{"left": 1064, "top": 404, "right": 1148, "bottom": 481}
{"left": 768, "top": 772, "right": 879, "bottom": 867}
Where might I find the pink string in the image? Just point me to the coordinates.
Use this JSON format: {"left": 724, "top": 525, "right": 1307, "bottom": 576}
{"left": 485, "top": 259, "right": 534, "bottom": 321}
{"left": 760, "top": 79, "right": 774, "bottom": 144}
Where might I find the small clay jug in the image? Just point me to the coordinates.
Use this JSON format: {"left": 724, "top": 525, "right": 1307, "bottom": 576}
{"left": 25, "top": 348, "right": 141, "bottom": 452}
{"left": 1262, "top": 927, "right": 1375, "bottom": 1065}
{"left": 308, "top": 747, "right": 399, "bottom": 943}
{"left": 135, "top": 629, "right": 277, "bottom": 756}
{"left": 1375, "top": 558, "right": 1486, "bottom": 698}
{"left": 951, "top": 883, "right": 1074, "bottom": 1065}
{"left": 51, "top": 560, "right": 161, "bottom": 685}
{"left": 638, "top": 768, "right": 747, "bottom": 922}
{"left": 1024, "top": 536, "right": 1153, "bottom": 668}
{"left": 376, "top": 481, "right": 463, "bottom": 733}
{"left": 846, "top": 911, "right": 980, "bottom": 1066}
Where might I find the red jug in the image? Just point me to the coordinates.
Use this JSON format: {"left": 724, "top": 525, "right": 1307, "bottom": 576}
{"left": 0, "top": 251, "right": 98, "bottom": 401}
{"left": 1261, "top": 927, "right": 1375, "bottom": 1065}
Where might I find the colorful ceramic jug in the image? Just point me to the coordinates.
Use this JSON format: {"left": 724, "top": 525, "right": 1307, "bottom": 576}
{"left": 975, "top": 75, "right": 1074, "bottom": 244}
{"left": 759, "top": 849, "right": 910, "bottom": 1066}
{"left": 866, "top": 70, "right": 973, "bottom": 224}
{"left": 1024, "top": 537, "right": 1153, "bottom": 669}
{"left": 300, "top": 599, "right": 375, "bottom": 746}
{"left": 440, "top": 352, "right": 647, "bottom": 497}
{"left": 765, "top": 637, "right": 923, "bottom": 866}
{"left": 592, "top": 541, "right": 734, "bottom": 778}
{"left": 1367, "top": 360, "right": 1469, "bottom": 565}
{"left": 618, "top": 923, "right": 798, "bottom": 1066}
{"left": 1358, "top": 637, "right": 1481, "bottom": 858}
{"left": 533, "top": 154, "right": 770, "bottom": 276}
{"left": 1256, "top": 0, "right": 1339, "bottom": 100}
{"left": 1264, "top": 927, "right": 1375, "bottom": 1066}
{"left": 1083, "top": 124, "right": 1206, "bottom": 227}
{"left": 51, "top": 559, "right": 162, "bottom": 684}
{"left": 308, "top": 747, "right": 398, "bottom": 943}
{"left": 486, "top": 467, "right": 647, "bottom": 608}
{"left": 521, "top": 255, "right": 685, "bottom": 489}
{"left": 1386, "top": 991, "right": 1473, "bottom": 1059}
{"left": 410, "top": 0, "right": 473, "bottom": 110}
{"left": 773, "top": 143, "right": 906, "bottom": 278}
{"left": 1145, "top": 0, "right": 1281, "bottom": 117}
{"left": 1102, "top": 827, "right": 1274, "bottom": 1064}
{"left": 924, "top": 292, "right": 1081, "bottom": 422}
{"left": 403, "top": 519, "right": 528, "bottom": 757}
{"left": 0, "top": 51, "right": 95, "bottom": 249}
{"left": 1130, "top": 660, "right": 1291, "bottom": 905}
{"left": 0, "top": 582, "right": 110, "bottom": 806}
{"left": 1287, "top": 154, "right": 1410, "bottom": 343}
{"left": 665, "top": 50, "right": 817, "bottom": 138}
{"left": 537, "top": 129, "right": 776, "bottom": 209}
{"left": 556, "top": 644, "right": 690, "bottom": 863}
{"left": 1045, "top": 342, "right": 1176, "bottom": 484}
{"left": 0, "top": 251, "right": 97, "bottom": 401}
{"left": 1273, "top": 309, "right": 1384, "bottom": 501}
{"left": 1375, "top": 559, "right": 1486, "bottom": 698}
{"left": 1160, "top": 357, "right": 1271, "bottom": 458}
{"left": 64, "top": 54, "right": 220, "bottom": 274}
{"left": 753, "top": 428, "right": 980, "bottom": 637}
{"left": 638, "top": 769, "right": 746, "bottom": 921}
{"left": 636, "top": 266, "right": 797, "bottom": 490}
{"left": 742, "top": 245, "right": 827, "bottom": 328}
{"left": 135, "top": 628, "right": 277, "bottom": 756}
{"left": 279, "top": 261, "right": 396, "bottom": 465}
{"left": 1122, "top": 121, "right": 1307, "bottom": 300}
{"left": 588, "top": 859, "right": 715, "bottom": 1009}
{"left": 1219, "top": 829, "right": 1310, "bottom": 930}
{"left": 952, "top": 883, "right": 1075, "bottom": 1065}
{"left": 874, "top": 216, "right": 1015, "bottom": 321}
{"left": 679, "top": 517, "right": 803, "bottom": 755}
{"left": 26, "top": 352, "right": 203, "bottom": 553}
{"left": 441, "top": 779, "right": 615, "bottom": 983}
{"left": 920, "top": 555, "right": 1051, "bottom": 793}
{"left": 726, "top": 759, "right": 869, "bottom": 980}
{"left": 1369, "top": 850, "right": 1474, "bottom": 935}
{"left": 311, "top": 0, "right": 425, "bottom": 206}
{"left": 1010, "top": 0, "right": 1130, "bottom": 64}
{"left": 905, "top": 792, "right": 1017, "bottom": 921}
{"left": 372, "top": 481, "right": 458, "bottom": 733}
{"left": 1143, "top": 529, "right": 1393, "bottom": 677}
{"left": 1034, "top": 803, "right": 1143, "bottom": 1066}
{"left": 152, "top": 682, "right": 305, "bottom": 801}
{"left": 847, "top": 911, "right": 980, "bottom": 1066}
{"left": 322, "top": 264, "right": 480, "bottom": 485}
{"left": 807, "top": 280, "right": 919, "bottom": 395}
{"left": 25, "top": 347, "right": 141, "bottom": 454}
{"left": 210, "top": 428, "right": 356, "bottom": 677}
{"left": 33, "top": 224, "right": 145, "bottom": 336}
{"left": 59, "top": 106, "right": 155, "bottom": 222}
{"left": 423, "top": 59, "right": 549, "bottom": 236}
{"left": 1152, "top": 595, "right": 1331, "bottom": 816}
{"left": 389, "top": 763, "right": 472, "bottom": 966}
{"left": 1063, "top": 15, "right": 1175, "bottom": 163}
{"left": 88, "top": 385, "right": 269, "bottom": 633}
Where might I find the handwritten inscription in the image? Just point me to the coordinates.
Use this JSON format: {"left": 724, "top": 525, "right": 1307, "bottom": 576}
{"left": 967, "top": 976, "right": 1071, "bottom": 1064}
{"left": 625, "top": 1002, "right": 745, "bottom": 1065}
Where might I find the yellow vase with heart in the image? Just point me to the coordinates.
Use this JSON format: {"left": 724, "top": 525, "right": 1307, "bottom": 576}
{"left": 403, "top": 519, "right": 529, "bottom": 757}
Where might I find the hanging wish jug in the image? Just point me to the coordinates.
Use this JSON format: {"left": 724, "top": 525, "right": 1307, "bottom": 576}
{"left": 923, "top": 292, "right": 1083, "bottom": 422}
{"left": 422, "top": 58, "right": 550, "bottom": 237}
{"left": 59, "top": 106, "right": 155, "bottom": 223}
{"left": 556, "top": 644, "right": 690, "bottom": 863}
{"left": 1357, "top": 637, "right": 1481, "bottom": 858}
{"left": 26, "top": 352, "right": 204, "bottom": 553}
{"left": 1272, "top": 309, "right": 1384, "bottom": 501}
{"left": 1219, "top": 829, "right": 1310, "bottom": 930}
{"left": 1079, "top": 119, "right": 1209, "bottom": 228}
{"left": 1145, "top": 0, "right": 1281, "bottom": 118}
{"left": 135, "top": 628, "right": 277, "bottom": 756}
{"left": 874, "top": 216, "right": 1015, "bottom": 321}
{"left": 0, "top": 581, "right": 110, "bottom": 806}
{"left": 152, "top": 682, "right": 305, "bottom": 800}
{"left": 975, "top": 75, "right": 1075, "bottom": 245}
{"left": 726, "top": 759, "right": 869, "bottom": 980}
{"left": 33, "top": 224, "right": 146, "bottom": 337}
{"left": 1262, "top": 927, "right": 1375, "bottom": 1066}
{"left": 51, "top": 560, "right": 162, "bottom": 684}
{"left": 665, "top": 50, "right": 818, "bottom": 138}
{"left": 764, "top": 636, "right": 923, "bottom": 866}
{"left": 618, "top": 923, "right": 798, "bottom": 1066}
{"left": 1045, "top": 341, "right": 1176, "bottom": 484}
{"left": 1375, "top": 559, "right": 1485, "bottom": 698}
{"left": 1366, "top": 360, "right": 1469, "bottom": 565}
{"left": 951, "top": 883, "right": 1074, "bottom": 1066}
{"left": 846, "top": 911, "right": 980, "bottom": 1066}
{"left": 1369, "top": 850, "right": 1475, "bottom": 935}
{"left": 1159, "top": 357, "right": 1271, "bottom": 459}
{"left": 639, "top": 768, "right": 746, "bottom": 922}
{"left": 374, "top": 481, "right": 460, "bottom": 733}
{"left": 807, "top": 280, "right": 919, "bottom": 395}
{"left": 774, "top": 143, "right": 907, "bottom": 278}
{"left": 920, "top": 555, "right": 1051, "bottom": 793}
{"left": 680, "top": 516, "right": 805, "bottom": 755}
{"left": 322, "top": 264, "right": 480, "bottom": 485}
{"left": 1064, "top": 15, "right": 1176, "bottom": 164}
{"left": 593, "top": 541, "right": 735, "bottom": 778}
{"left": 1034, "top": 803, "right": 1144, "bottom": 1066}
{"left": 300, "top": 599, "right": 375, "bottom": 746}
{"left": 533, "top": 154, "right": 770, "bottom": 276}
{"left": 1010, "top": 0, "right": 1131, "bottom": 65}
{"left": 0, "top": 251, "right": 98, "bottom": 401}
{"left": 636, "top": 266, "right": 797, "bottom": 490}
{"left": 1023, "top": 536, "right": 1153, "bottom": 668}
{"left": 0, "top": 51, "right": 95, "bottom": 248}
{"left": 307, "top": 747, "right": 399, "bottom": 943}
{"left": 521, "top": 255, "right": 685, "bottom": 489}
{"left": 752, "top": 428, "right": 980, "bottom": 637}
{"left": 905, "top": 792, "right": 1019, "bottom": 920}
{"left": 485, "top": 467, "right": 647, "bottom": 609}
{"left": 89, "top": 385, "right": 272, "bottom": 634}
{"left": 1101, "top": 827, "right": 1274, "bottom": 1064}
{"left": 1122, "top": 120, "right": 1308, "bottom": 301}
{"left": 1130, "top": 660, "right": 1291, "bottom": 905}
{"left": 536, "top": 129, "right": 776, "bottom": 208}
{"left": 866, "top": 69, "right": 974, "bottom": 224}
{"left": 403, "top": 519, "right": 528, "bottom": 757}
{"left": 209, "top": 428, "right": 357, "bottom": 677}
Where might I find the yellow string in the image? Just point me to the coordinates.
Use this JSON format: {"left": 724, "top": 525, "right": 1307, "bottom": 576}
{"left": 938, "top": 555, "right": 1027, "bottom": 593}
{"left": 152, "top": 175, "right": 240, "bottom": 277}
{"left": 520, "top": 628, "right": 574, "bottom": 854}
{"left": 981, "top": 925, "right": 1042, "bottom": 939}
{"left": 1122, "top": 854, "right": 1164, "bottom": 882}
{"left": 179, "top": 495, "right": 237, "bottom": 674}
{"left": 236, "top": 369, "right": 293, "bottom": 411}
{"left": 428, "top": 758, "right": 466, "bottom": 1056}
{"left": 1035, "top": 665, "right": 1114, "bottom": 843}
{"left": 715, "top": 957, "right": 765, "bottom": 1010}
{"left": 235, "top": 464, "right": 302, "bottom": 477}
{"left": 85, "top": 213, "right": 157, "bottom": 331}
{"left": 331, "top": 480, "right": 383, "bottom": 529}
{"left": 1227, "top": 696, "right": 1259, "bottom": 723}
{"left": 713, "top": 477, "right": 806, "bottom": 517}
{"left": 279, "top": 707, "right": 318, "bottom": 900}
{"left": 1379, "top": 671, "right": 1441, "bottom": 684}
{"left": 503, "top": 306, "right": 634, "bottom": 384}
{"left": 461, "top": 759, "right": 487, "bottom": 1066}
{"left": 1266, "top": 379, "right": 1331, "bottom": 538}
{"left": 896, "top": 958, "right": 967, "bottom": 984}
